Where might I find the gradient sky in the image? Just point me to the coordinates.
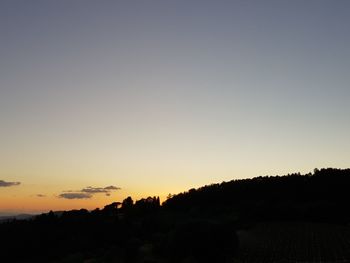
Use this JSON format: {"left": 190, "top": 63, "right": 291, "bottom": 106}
{"left": 1, "top": 0, "right": 350, "bottom": 215}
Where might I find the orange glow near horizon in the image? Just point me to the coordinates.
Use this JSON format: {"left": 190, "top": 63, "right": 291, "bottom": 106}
{"left": 0, "top": 188, "right": 171, "bottom": 215}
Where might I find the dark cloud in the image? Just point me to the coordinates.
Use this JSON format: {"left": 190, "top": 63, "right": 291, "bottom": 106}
{"left": 58, "top": 185, "right": 120, "bottom": 200}
{"left": 59, "top": 193, "right": 92, "bottom": 199}
{"left": 104, "top": 185, "right": 121, "bottom": 190}
{"left": 0, "top": 180, "right": 20, "bottom": 187}
{"left": 81, "top": 186, "right": 121, "bottom": 194}
{"left": 36, "top": 194, "right": 46, "bottom": 197}
{"left": 81, "top": 187, "right": 108, "bottom": 193}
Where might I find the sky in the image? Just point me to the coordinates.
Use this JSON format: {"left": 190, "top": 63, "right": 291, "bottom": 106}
{"left": 1, "top": 0, "right": 350, "bottom": 215}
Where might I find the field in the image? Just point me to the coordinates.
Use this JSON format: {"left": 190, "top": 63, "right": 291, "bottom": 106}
{"left": 236, "top": 222, "right": 350, "bottom": 263}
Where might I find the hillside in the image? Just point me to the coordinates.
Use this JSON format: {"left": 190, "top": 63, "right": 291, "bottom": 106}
{"left": 1, "top": 168, "right": 350, "bottom": 262}
{"left": 163, "top": 168, "right": 350, "bottom": 223}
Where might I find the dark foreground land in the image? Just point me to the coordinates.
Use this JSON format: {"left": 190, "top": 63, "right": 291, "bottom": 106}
{"left": 237, "top": 222, "right": 350, "bottom": 263}
{"left": 1, "top": 168, "right": 350, "bottom": 263}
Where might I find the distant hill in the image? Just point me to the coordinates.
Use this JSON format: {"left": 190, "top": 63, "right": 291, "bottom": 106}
{"left": 0, "top": 213, "right": 35, "bottom": 222}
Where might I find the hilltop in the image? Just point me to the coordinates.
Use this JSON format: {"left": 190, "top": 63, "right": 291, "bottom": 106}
{"left": 163, "top": 168, "right": 350, "bottom": 223}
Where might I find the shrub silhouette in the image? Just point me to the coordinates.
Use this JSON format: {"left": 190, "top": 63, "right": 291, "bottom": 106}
{"left": 166, "top": 220, "right": 238, "bottom": 263}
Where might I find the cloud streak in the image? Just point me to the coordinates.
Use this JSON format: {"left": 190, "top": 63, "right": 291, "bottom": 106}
{"left": 59, "top": 193, "right": 92, "bottom": 199}
{"left": 81, "top": 186, "right": 121, "bottom": 194}
{"left": 0, "top": 180, "right": 20, "bottom": 187}
{"left": 58, "top": 185, "right": 121, "bottom": 199}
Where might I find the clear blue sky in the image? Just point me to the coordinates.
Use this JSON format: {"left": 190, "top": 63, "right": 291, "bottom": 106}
{"left": 1, "top": 0, "right": 350, "bottom": 214}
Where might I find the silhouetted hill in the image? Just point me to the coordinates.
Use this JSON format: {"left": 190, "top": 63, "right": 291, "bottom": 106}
{"left": 1, "top": 168, "right": 350, "bottom": 262}
{"left": 163, "top": 168, "right": 350, "bottom": 223}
